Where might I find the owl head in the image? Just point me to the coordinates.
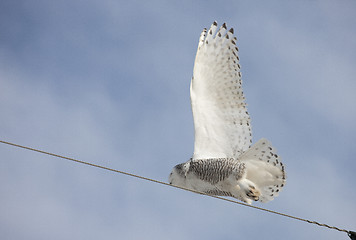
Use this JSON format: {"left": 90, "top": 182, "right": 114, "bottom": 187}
{"left": 169, "top": 162, "right": 190, "bottom": 186}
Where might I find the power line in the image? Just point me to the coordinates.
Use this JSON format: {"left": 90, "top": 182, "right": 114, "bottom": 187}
{"left": 0, "top": 139, "right": 355, "bottom": 240}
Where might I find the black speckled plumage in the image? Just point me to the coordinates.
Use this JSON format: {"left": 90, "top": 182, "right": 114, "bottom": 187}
{"left": 188, "top": 158, "right": 245, "bottom": 184}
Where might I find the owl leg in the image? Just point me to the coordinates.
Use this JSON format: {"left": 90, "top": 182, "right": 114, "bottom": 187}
{"left": 238, "top": 178, "right": 261, "bottom": 202}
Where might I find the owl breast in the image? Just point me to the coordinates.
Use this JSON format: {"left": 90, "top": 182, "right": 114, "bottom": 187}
{"left": 187, "top": 158, "right": 246, "bottom": 185}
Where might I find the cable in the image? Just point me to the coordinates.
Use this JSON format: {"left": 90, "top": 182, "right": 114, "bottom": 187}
{"left": 0, "top": 139, "right": 354, "bottom": 239}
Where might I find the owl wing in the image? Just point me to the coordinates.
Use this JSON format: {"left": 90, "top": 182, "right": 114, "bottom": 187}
{"left": 191, "top": 22, "right": 252, "bottom": 160}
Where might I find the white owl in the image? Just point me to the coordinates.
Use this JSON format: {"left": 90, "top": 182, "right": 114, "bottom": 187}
{"left": 169, "top": 22, "right": 286, "bottom": 204}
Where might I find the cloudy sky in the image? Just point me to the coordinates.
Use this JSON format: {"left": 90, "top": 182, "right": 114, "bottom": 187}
{"left": 1, "top": 0, "right": 355, "bottom": 239}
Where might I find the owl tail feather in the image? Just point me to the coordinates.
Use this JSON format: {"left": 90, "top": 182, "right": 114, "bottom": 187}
{"left": 239, "top": 138, "right": 286, "bottom": 203}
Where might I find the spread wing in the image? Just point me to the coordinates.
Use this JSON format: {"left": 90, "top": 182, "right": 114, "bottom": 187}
{"left": 191, "top": 22, "right": 252, "bottom": 159}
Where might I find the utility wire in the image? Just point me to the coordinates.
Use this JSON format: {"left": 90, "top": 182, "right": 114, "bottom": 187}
{"left": 0, "top": 139, "right": 355, "bottom": 240}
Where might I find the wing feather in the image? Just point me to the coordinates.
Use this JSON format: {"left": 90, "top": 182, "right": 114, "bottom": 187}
{"left": 191, "top": 22, "right": 252, "bottom": 159}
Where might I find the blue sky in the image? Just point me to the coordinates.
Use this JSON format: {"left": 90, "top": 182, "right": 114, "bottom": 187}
{"left": 0, "top": 0, "right": 355, "bottom": 239}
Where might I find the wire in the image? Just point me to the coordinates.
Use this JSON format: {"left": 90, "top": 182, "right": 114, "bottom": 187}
{"left": 0, "top": 139, "right": 354, "bottom": 239}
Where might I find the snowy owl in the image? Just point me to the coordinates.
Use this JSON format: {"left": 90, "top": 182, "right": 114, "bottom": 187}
{"left": 169, "top": 22, "right": 286, "bottom": 204}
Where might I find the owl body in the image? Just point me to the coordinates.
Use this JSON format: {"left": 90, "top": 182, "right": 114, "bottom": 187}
{"left": 170, "top": 158, "right": 245, "bottom": 198}
{"left": 170, "top": 139, "right": 286, "bottom": 204}
{"left": 169, "top": 22, "right": 286, "bottom": 204}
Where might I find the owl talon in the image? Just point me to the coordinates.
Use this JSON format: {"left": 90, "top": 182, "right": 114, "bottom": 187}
{"left": 247, "top": 191, "right": 260, "bottom": 201}
{"left": 239, "top": 179, "right": 261, "bottom": 202}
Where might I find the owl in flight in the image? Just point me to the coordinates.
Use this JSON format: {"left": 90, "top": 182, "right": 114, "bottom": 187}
{"left": 169, "top": 22, "right": 286, "bottom": 204}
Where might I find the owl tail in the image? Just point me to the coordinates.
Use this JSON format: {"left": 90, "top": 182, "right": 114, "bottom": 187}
{"left": 239, "top": 138, "right": 286, "bottom": 203}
